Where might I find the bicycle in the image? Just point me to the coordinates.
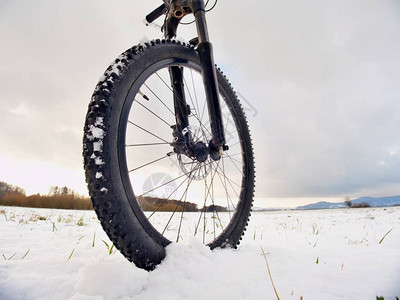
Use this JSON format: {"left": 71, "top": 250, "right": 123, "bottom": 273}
{"left": 83, "top": 0, "right": 255, "bottom": 271}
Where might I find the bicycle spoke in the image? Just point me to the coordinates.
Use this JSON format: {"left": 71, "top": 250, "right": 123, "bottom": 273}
{"left": 202, "top": 171, "right": 208, "bottom": 243}
{"left": 214, "top": 168, "right": 238, "bottom": 211}
{"left": 208, "top": 162, "right": 224, "bottom": 233}
{"left": 126, "top": 142, "right": 170, "bottom": 147}
{"left": 226, "top": 154, "right": 243, "bottom": 166}
{"left": 155, "top": 71, "right": 174, "bottom": 93}
{"left": 221, "top": 155, "right": 233, "bottom": 216}
{"left": 226, "top": 152, "right": 241, "bottom": 157}
{"left": 176, "top": 189, "right": 190, "bottom": 242}
{"left": 138, "top": 172, "right": 189, "bottom": 197}
{"left": 143, "top": 82, "right": 175, "bottom": 116}
{"left": 128, "top": 120, "right": 170, "bottom": 144}
{"left": 195, "top": 178, "right": 207, "bottom": 236}
{"left": 162, "top": 163, "right": 198, "bottom": 235}
{"left": 134, "top": 99, "right": 172, "bottom": 127}
{"left": 214, "top": 161, "right": 242, "bottom": 199}
{"left": 147, "top": 174, "right": 190, "bottom": 219}
{"left": 129, "top": 154, "right": 170, "bottom": 173}
{"left": 210, "top": 166, "right": 223, "bottom": 239}
{"left": 223, "top": 152, "right": 243, "bottom": 174}
{"left": 189, "top": 68, "right": 201, "bottom": 119}
{"left": 199, "top": 100, "right": 208, "bottom": 133}
{"left": 194, "top": 159, "right": 222, "bottom": 239}
{"left": 183, "top": 73, "right": 206, "bottom": 124}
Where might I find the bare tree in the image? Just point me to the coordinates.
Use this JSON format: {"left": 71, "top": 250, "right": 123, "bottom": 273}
{"left": 344, "top": 196, "right": 352, "bottom": 208}
{"left": 0, "top": 181, "right": 25, "bottom": 198}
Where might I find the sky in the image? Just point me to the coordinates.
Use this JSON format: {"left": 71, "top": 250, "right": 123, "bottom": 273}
{"left": 0, "top": 0, "right": 399, "bottom": 205}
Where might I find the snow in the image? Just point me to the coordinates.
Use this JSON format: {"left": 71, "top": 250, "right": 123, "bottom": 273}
{"left": 92, "top": 141, "right": 103, "bottom": 152}
{"left": 0, "top": 206, "right": 399, "bottom": 299}
{"left": 87, "top": 126, "right": 105, "bottom": 140}
{"left": 89, "top": 154, "right": 105, "bottom": 166}
{"left": 109, "top": 54, "right": 128, "bottom": 78}
{"left": 94, "top": 117, "right": 104, "bottom": 127}
{"left": 97, "top": 52, "right": 127, "bottom": 84}
{"left": 139, "top": 36, "right": 151, "bottom": 44}
{"left": 94, "top": 158, "right": 104, "bottom": 166}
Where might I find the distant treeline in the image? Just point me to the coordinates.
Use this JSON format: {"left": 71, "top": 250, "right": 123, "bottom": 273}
{"left": 138, "top": 196, "right": 198, "bottom": 212}
{"left": 138, "top": 196, "right": 228, "bottom": 212}
{"left": 1, "top": 181, "right": 228, "bottom": 212}
{"left": 0, "top": 181, "right": 25, "bottom": 198}
{"left": 0, "top": 181, "right": 92, "bottom": 210}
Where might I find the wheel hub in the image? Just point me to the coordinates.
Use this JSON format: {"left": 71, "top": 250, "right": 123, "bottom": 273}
{"left": 171, "top": 125, "right": 223, "bottom": 163}
{"left": 170, "top": 125, "right": 225, "bottom": 180}
{"left": 192, "top": 141, "right": 208, "bottom": 162}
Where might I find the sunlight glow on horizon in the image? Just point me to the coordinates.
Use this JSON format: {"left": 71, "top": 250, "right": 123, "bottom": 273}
{"left": 0, "top": 154, "right": 88, "bottom": 196}
{"left": 1, "top": 152, "right": 399, "bottom": 207}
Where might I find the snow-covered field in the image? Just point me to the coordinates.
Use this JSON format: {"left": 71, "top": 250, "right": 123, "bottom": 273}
{"left": 0, "top": 205, "right": 399, "bottom": 300}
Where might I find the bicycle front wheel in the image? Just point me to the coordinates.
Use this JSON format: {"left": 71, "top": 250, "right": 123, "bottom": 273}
{"left": 83, "top": 40, "right": 255, "bottom": 271}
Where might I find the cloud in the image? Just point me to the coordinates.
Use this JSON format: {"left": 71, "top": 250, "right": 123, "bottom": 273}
{"left": 0, "top": 0, "right": 399, "bottom": 197}
{"left": 207, "top": 0, "right": 400, "bottom": 197}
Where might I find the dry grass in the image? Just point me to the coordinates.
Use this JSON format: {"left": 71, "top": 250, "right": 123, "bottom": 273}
{"left": 261, "top": 246, "right": 280, "bottom": 300}
{"left": 0, "top": 193, "right": 92, "bottom": 210}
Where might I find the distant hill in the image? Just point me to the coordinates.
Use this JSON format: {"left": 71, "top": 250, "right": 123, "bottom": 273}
{"left": 297, "top": 196, "right": 400, "bottom": 210}
{"left": 297, "top": 201, "right": 345, "bottom": 210}
{"left": 350, "top": 196, "right": 400, "bottom": 207}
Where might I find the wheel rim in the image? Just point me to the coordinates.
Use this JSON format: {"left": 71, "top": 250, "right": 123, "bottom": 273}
{"left": 118, "top": 58, "right": 246, "bottom": 246}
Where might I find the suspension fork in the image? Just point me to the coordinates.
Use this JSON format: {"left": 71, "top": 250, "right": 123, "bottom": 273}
{"left": 167, "top": 0, "right": 226, "bottom": 151}
{"left": 192, "top": 0, "right": 226, "bottom": 148}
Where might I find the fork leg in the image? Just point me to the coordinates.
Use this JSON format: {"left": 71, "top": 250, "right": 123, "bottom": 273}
{"left": 193, "top": 0, "right": 226, "bottom": 148}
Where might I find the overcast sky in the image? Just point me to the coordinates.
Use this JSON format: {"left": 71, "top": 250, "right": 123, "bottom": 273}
{"left": 0, "top": 0, "right": 399, "bottom": 202}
